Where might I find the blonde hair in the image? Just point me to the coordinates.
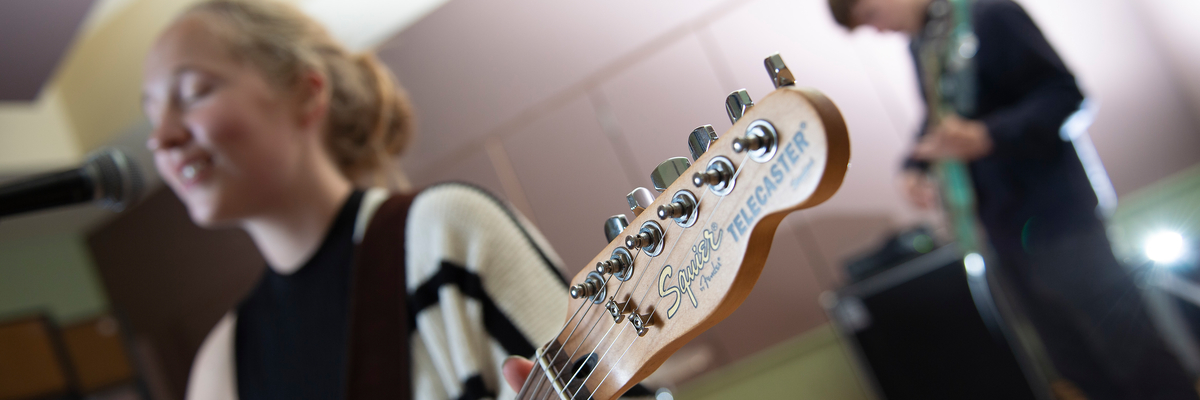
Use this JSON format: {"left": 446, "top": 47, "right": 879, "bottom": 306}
{"left": 185, "top": 0, "right": 414, "bottom": 186}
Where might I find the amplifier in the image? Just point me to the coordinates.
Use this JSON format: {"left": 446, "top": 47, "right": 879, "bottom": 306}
{"left": 824, "top": 245, "right": 1050, "bottom": 399}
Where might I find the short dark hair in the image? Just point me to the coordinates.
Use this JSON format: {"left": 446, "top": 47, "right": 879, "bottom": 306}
{"left": 828, "top": 0, "right": 861, "bottom": 29}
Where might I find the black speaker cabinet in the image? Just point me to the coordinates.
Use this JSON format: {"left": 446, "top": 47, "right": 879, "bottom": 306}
{"left": 824, "top": 245, "right": 1050, "bottom": 399}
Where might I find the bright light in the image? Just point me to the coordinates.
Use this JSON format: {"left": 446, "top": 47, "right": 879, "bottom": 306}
{"left": 1145, "top": 231, "right": 1186, "bottom": 264}
{"left": 964, "top": 253, "right": 985, "bottom": 277}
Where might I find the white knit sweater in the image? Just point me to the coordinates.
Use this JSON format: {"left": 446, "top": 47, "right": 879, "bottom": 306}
{"left": 185, "top": 184, "right": 570, "bottom": 400}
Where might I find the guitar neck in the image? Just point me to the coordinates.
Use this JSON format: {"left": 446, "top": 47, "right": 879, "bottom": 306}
{"left": 515, "top": 358, "right": 556, "bottom": 400}
{"left": 934, "top": 159, "right": 981, "bottom": 252}
{"left": 516, "top": 341, "right": 587, "bottom": 400}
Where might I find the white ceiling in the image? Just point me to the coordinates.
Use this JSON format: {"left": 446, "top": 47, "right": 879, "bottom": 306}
{"left": 298, "top": 0, "right": 451, "bottom": 52}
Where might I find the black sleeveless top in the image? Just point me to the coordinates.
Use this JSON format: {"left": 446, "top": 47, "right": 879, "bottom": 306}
{"left": 235, "top": 190, "right": 364, "bottom": 400}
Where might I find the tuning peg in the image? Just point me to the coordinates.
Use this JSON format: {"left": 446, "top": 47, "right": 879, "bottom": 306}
{"left": 625, "top": 221, "right": 665, "bottom": 256}
{"left": 569, "top": 272, "right": 607, "bottom": 304}
{"left": 732, "top": 119, "right": 779, "bottom": 163}
{"left": 764, "top": 53, "right": 795, "bottom": 88}
{"left": 688, "top": 125, "right": 719, "bottom": 161}
{"left": 657, "top": 190, "right": 699, "bottom": 227}
{"left": 725, "top": 89, "right": 754, "bottom": 124}
{"left": 626, "top": 187, "right": 655, "bottom": 216}
{"left": 650, "top": 157, "right": 692, "bottom": 192}
{"left": 596, "top": 247, "right": 634, "bottom": 280}
{"left": 693, "top": 156, "right": 736, "bottom": 195}
{"left": 603, "top": 215, "right": 629, "bottom": 243}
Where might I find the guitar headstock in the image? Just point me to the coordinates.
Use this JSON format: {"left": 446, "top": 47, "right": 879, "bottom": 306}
{"left": 520, "top": 53, "right": 850, "bottom": 400}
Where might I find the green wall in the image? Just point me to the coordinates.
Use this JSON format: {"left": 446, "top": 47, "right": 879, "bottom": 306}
{"left": 1109, "top": 163, "right": 1200, "bottom": 261}
{"left": 677, "top": 324, "right": 874, "bottom": 400}
{"left": 0, "top": 233, "right": 108, "bottom": 323}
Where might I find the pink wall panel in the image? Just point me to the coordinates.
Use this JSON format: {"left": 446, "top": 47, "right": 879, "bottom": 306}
{"left": 706, "top": 219, "right": 830, "bottom": 361}
{"left": 377, "top": 0, "right": 726, "bottom": 174}
{"left": 703, "top": 0, "right": 918, "bottom": 225}
{"left": 1134, "top": 0, "right": 1200, "bottom": 118}
{"left": 598, "top": 36, "right": 733, "bottom": 190}
{"left": 1010, "top": 0, "right": 1200, "bottom": 195}
{"left": 408, "top": 145, "right": 508, "bottom": 205}
{"left": 501, "top": 96, "right": 635, "bottom": 274}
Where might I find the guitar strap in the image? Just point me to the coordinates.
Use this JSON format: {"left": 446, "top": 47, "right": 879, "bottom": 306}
{"left": 345, "top": 192, "right": 417, "bottom": 400}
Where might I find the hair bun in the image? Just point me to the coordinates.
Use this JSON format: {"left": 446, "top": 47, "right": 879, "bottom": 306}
{"left": 352, "top": 52, "right": 415, "bottom": 171}
{"left": 187, "top": 0, "right": 415, "bottom": 184}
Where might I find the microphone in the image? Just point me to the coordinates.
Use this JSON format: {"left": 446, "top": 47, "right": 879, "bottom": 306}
{"left": 0, "top": 148, "right": 145, "bottom": 218}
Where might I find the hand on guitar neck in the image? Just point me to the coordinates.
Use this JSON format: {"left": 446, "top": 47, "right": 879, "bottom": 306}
{"left": 901, "top": 170, "right": 939, "bottom": 210}
{"left": 911, "top": 114, "right": 992, "bottom": 161}
{"left": 503, "top": 357, "right": 536, "bottom": 393}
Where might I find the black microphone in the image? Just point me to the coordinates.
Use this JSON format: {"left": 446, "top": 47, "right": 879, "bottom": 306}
{"left": 0, "top": 148, "right": 145, "bottom": 218}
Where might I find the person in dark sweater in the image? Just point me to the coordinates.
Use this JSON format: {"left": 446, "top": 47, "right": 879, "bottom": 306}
{"left": 828, "top": 0, "right": 1199, "bottom": 398}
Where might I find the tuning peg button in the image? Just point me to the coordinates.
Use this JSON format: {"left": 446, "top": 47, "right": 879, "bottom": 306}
{"left": 732, "top": 120, "right": 779, "bottom": 163}
{"left": 765, "top": 53, "right": 796, "bottom": 88}
{"left": 625, "top": 221, "right": 665, "bottom": 256}
{"left": 596, "top": 247, "right": 634, "bottom": 281}
{"left": 725, "top": 89, "right": 754, "bottom": 124}
{"left": 626, "top": 187, "right": 655, "bottom": 216}
{"left": 650, "top": 157, "right": 692, "bottom": 192}
{"left": 569, "top": 271, "right": 607, "bottom": 304}
{"left": 657, "top": 189, "right": 699, "bottom": 227}
{"left": 688, "top": 125, "right": 719, "bottom": 161}
{"left": 693, "top": 156, "right": 736, "bottom": 196}
{"left": 603, "top": 215, "right": 629, "bottom": 243}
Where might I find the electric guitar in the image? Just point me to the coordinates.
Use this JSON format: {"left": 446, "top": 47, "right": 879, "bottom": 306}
{"left": 515, "top": 53, "right": 851, "bottom": 400}
{"left": 917, "top": 0, "right": 986, "bottom": 254}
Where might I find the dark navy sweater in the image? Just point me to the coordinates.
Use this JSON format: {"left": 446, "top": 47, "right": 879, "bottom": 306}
{"left": 907, "top": 0, "right": 1097, "bottom": 253}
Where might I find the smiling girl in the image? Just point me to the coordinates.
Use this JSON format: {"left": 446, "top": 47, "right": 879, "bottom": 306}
{"left": 141, "top": 1, "right": 570, "bottom": 398}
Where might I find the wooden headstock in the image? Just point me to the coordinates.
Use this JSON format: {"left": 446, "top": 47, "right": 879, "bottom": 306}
{"left": 519, "top": 53, "right": 850, "bottom": 400}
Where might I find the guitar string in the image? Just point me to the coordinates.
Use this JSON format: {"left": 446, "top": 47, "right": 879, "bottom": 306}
{"left": 538, "top": 175, "right": 717, "bottom": 400}
{"left": 598, "top": 125, "right": 817, "bottom": 396}
{"left": 569, "top": 315, "right": 633, "bottom": 399}
{"left": 524, "top": 290, "right": 594, "bottom": 400}
{"left": 529, "top": 246, "right": 644, "bottom": 400}
{"left": 565, "top": 158, "right": 747, "bottom": 400}
{"left": 553, "top": 128, "right": 788, "bottom": 398}
{"left": 536, "top": 235, "right": 667, "bottom": 400}
{"left": 528, "top": 269, "right": 619, "bottom": 399}
{"left": 561, "top": 212, "right": 705, "bottom": 400}
{"left": 544, "top": 271, "right": 634, "bottom": 398}
{"left": 563, "top": 120, "right": 811, "bottom": 399}
{"left": 556, "top": 179, "right": 722, "bottom": 400}
{"left": 632, "top": 155, "right": 749, "bottom": 309}
{"left": 553, "top": 251, "right": 666, "bottom": 400}
{"left": 585, "top": 323, "right": 638, "bottom": 400}
{"left": 581, "top": 157, "right": 751, "bottom": 400}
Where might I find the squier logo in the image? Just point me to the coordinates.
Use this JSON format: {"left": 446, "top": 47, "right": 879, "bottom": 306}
{"left": 658, "top": 223, "right": 723, "bottom": 319}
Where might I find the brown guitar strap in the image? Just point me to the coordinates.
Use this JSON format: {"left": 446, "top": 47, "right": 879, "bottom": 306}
{"left": 345, "top": 193, "right": 416, "bottom": 400}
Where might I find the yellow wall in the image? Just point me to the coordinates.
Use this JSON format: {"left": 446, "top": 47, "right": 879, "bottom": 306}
{"left": 53, "top": 0, "right": 199, "bottom": 153}
{"left": 0, "top": 92, "right": 81, "bottom": 173}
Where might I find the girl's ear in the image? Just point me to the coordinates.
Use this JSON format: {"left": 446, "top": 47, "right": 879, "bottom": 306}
{"left": 295, "top": 68, "right": 329, "bottom": 130}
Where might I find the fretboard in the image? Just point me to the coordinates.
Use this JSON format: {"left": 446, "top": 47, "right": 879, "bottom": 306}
{"left": 515, "top": 340, "right": 595, "bottom": 400}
